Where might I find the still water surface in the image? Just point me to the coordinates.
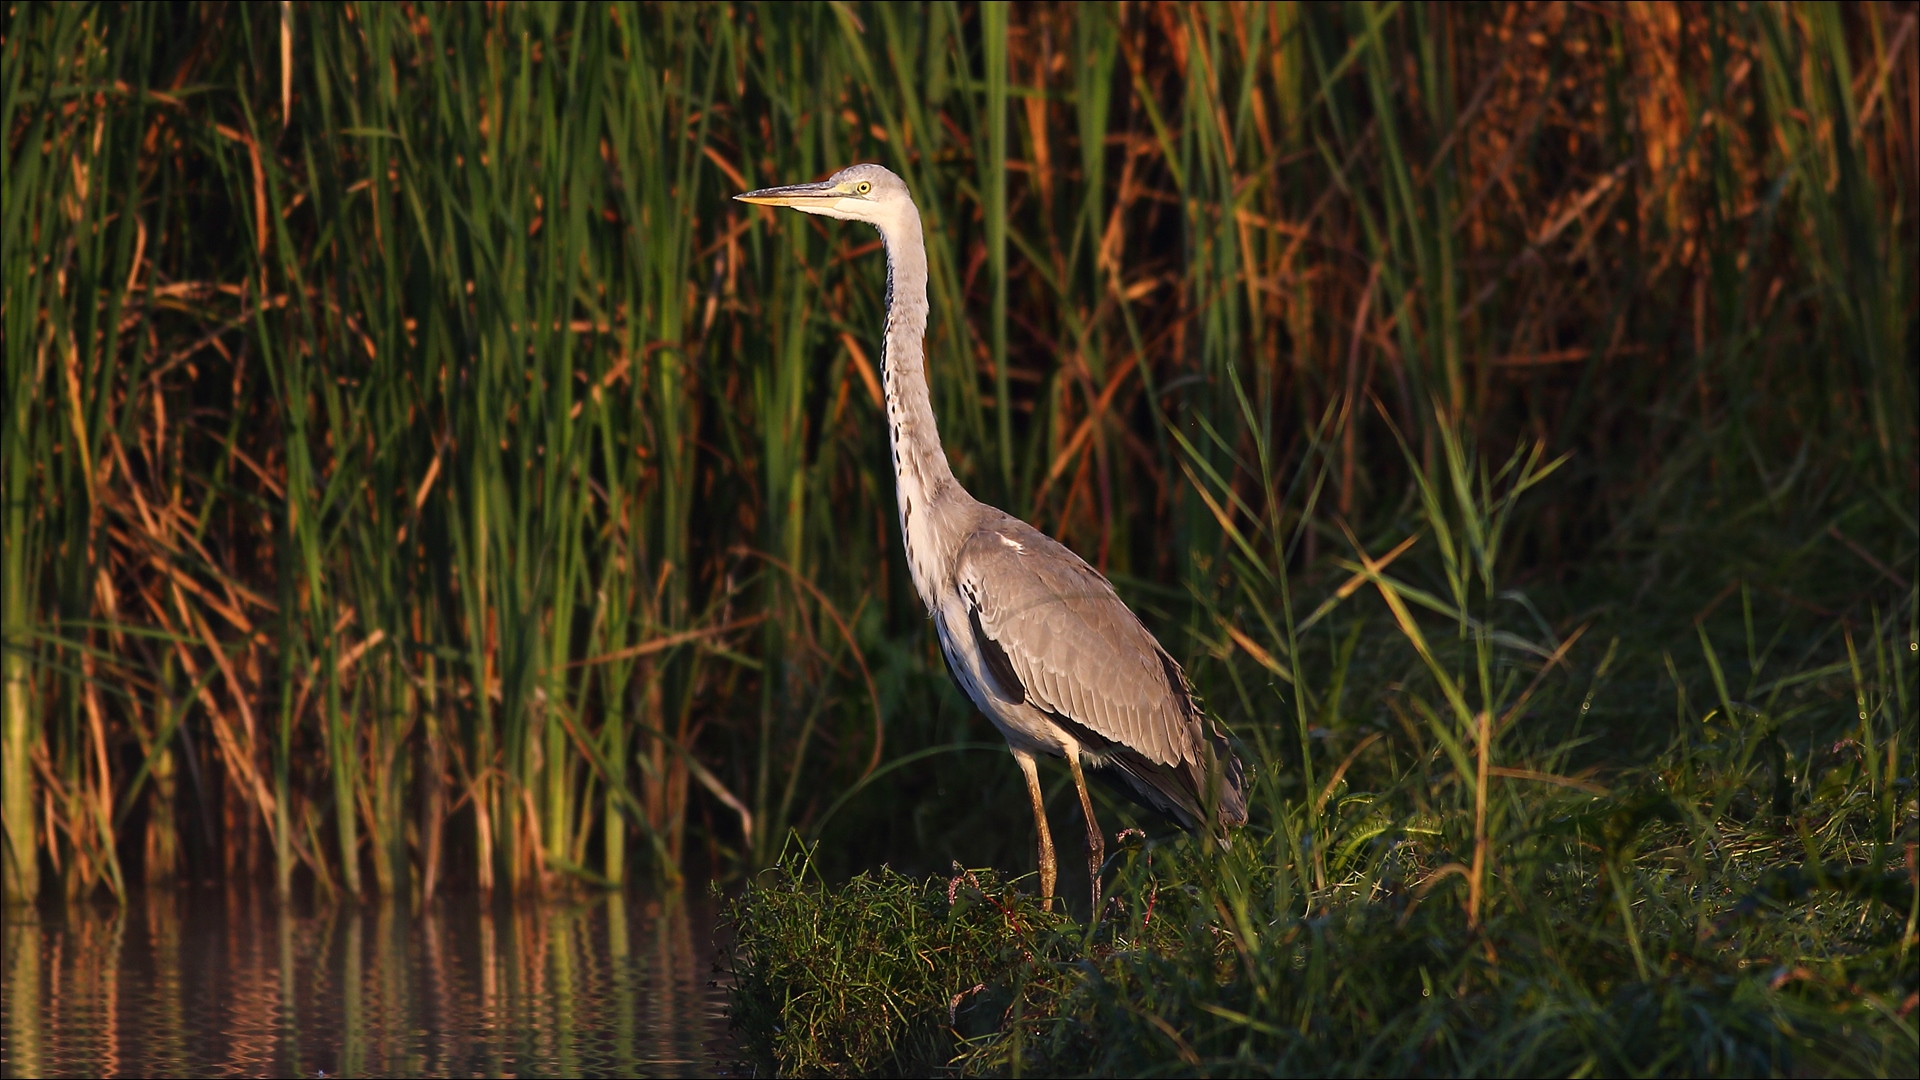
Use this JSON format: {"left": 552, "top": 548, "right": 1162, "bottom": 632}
{"left": 2, "top": 886, "right": 731, "bottom": 1078}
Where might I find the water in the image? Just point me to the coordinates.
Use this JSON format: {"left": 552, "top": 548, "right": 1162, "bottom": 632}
{"left": 1, "top": 886, "right": 732, "bottom": 1078}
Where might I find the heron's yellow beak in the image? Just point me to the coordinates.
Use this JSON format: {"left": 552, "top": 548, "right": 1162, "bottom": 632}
{"left": 734, "top": 180, "right": 845, "bottom": 207}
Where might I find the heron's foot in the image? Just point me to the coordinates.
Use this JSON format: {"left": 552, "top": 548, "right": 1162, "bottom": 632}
{"left": 1066, "top": 752, "right": 1105, "bottom": 921}
{"left": 1016, "top": 749, "right": 1058, "bottom": 915}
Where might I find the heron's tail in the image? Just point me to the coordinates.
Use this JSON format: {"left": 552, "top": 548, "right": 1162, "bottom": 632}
{"left": 1210, "top": 721, "right": 1248, "bottom": 826}
{"left": 1095, "top": 725, "right": 1246, "bottom": 839}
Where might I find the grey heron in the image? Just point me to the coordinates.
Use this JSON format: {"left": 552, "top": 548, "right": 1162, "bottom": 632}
{"left": 737, "top": 163, "right": 1246, "bottom": 914}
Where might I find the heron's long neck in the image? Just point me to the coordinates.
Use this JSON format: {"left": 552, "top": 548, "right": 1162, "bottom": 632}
{"left": 878, "top": 210, "right": 960, "bottom": 609}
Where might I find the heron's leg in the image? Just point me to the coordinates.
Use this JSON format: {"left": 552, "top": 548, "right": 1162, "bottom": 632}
{"left": 1065, "top": 751, "right": 1105, "bottom": 917}
{"left": 1013, "top": 749, "right": 1056, "bottom": 911}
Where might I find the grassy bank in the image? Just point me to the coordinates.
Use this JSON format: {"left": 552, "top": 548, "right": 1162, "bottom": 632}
{"left": 732, "top": 815, "right": 1914, "bottom": 1077}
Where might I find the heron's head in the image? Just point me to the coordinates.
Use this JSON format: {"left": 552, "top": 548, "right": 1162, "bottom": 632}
{"left": 734, "top": 163, "right": 916, "bottom": 232}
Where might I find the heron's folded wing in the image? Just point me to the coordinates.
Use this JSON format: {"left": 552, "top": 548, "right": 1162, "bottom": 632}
{"left": 955, "top": 520, "right": 1196, "bottom": 768}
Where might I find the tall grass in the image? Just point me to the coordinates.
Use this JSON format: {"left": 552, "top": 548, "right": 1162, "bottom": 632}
{"left": 1, "top": 0, "right": 1912, "bottom": 912}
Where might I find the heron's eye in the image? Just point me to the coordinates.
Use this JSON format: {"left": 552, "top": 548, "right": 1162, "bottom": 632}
{"left": 855, "top": 180, "right": 872, "bottom": 195}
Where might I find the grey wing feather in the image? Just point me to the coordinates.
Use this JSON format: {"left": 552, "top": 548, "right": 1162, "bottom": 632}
{"left": 956, "top": 514, "right": 1246, "bottom": 831}
{"left": 956, "top": 516, "right": 1192, "bottom": 766}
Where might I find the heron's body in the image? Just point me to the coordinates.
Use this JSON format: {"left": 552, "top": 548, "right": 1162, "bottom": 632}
{"left": 739, "top": 164, "right": 1245, "bottom": 912}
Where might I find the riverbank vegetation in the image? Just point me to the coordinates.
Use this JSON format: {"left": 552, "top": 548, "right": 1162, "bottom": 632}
{"left": 5, "top": 1, "right": 1915, "bottom": 1072}
{"left": 727, "top": 432, "right": 1917, "bottom": 1072}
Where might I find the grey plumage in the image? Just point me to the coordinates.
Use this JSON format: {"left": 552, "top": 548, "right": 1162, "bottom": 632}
{"left": 737, "top": 163, "right": 1246, "bottom": 913}
{"left": 952, "top": 510, "right": 1246, "bottom": 831}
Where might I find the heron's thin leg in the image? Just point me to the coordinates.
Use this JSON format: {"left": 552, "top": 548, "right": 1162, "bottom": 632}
{"left": 1013, "top": 749, "right": 1056, "bottom": 911}
{"left": 1065, "top": 751, "right": 1104, "bottom": 917}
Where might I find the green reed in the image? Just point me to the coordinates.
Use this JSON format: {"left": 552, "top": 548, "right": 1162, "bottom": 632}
{"left": 2, "top": 0, "right": 1912, "bottom": 926}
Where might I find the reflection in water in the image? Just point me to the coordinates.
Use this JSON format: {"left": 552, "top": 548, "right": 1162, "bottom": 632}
{"left": 1, "top": 887, "right": 729, "bottom": 1078}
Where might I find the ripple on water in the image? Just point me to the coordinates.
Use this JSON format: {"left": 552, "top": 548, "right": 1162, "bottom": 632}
{"left": 1, "top": 887, "right": 732, "bottom": 1078}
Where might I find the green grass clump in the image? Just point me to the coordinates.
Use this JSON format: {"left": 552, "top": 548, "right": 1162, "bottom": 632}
{"left": 723, "top": 853, "right": 1073, "bottom": 1076}
{"left": 1005, "top": 827, "right": 1912, "bottom": 1076}
{"left": 730, "top": 766, "right": 1916, "bottom": 1077}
